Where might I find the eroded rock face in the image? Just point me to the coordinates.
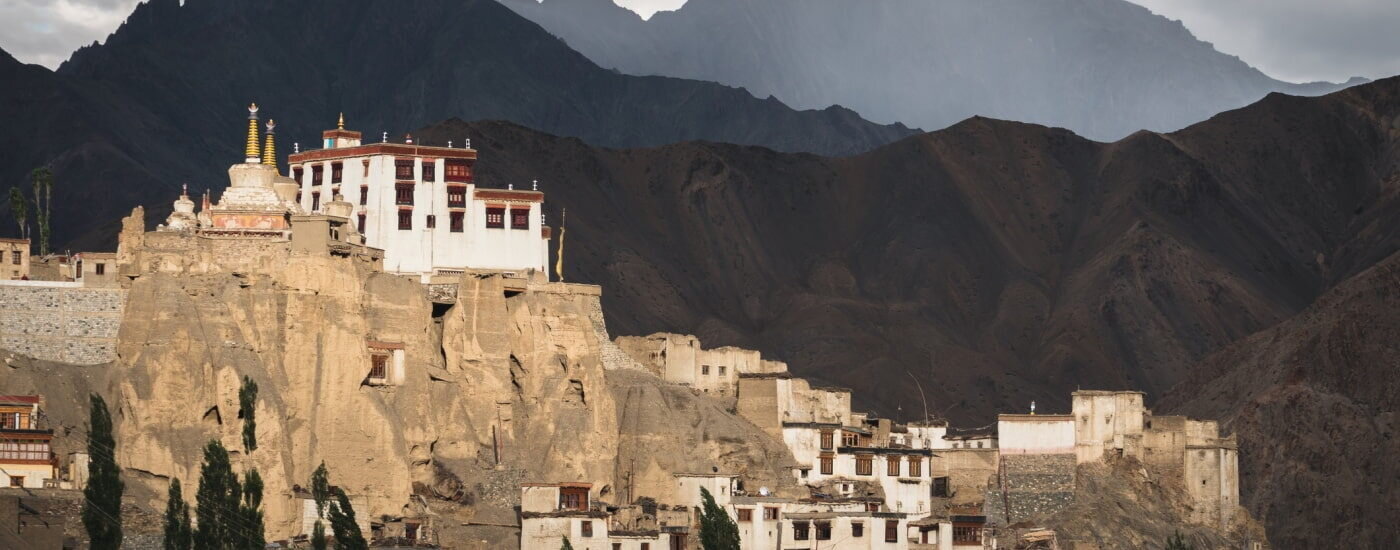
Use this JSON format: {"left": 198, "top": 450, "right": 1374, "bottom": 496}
{"left": 107, "top": 253, "right": 624, "bottom": 538}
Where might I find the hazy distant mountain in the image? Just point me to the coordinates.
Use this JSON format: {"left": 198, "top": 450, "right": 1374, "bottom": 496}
{"left": 504, "top": 0, "right": 1366, "bottom": 141}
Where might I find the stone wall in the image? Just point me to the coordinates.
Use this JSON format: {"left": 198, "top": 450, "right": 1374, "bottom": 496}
{"left": 0, "top": 281, "right": 126, "bottom": 364}
{"left": 986, "top": 453, "right": 1077, "bottom": 525}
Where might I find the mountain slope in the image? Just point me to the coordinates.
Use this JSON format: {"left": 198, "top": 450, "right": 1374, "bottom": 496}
{"left": 0, "top": 0, "right": 912, "bottom": 248}
{"left": 414, "top": 77, "right": 1400, "bottom": 429}
{"left": 1159, "top": 252, "right": 1400, "bottom": 549}
{"left": 504, "top": 0, "right": 1363, "bottom": 141}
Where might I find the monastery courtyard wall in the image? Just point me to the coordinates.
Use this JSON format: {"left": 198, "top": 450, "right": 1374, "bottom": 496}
{"left": 0, "top": 281, "right": 126, "bottom": 365}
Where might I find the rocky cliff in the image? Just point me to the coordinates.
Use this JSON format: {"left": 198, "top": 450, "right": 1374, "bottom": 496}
{"left": 0, "top": 215, "right": 799, "bottom": 546}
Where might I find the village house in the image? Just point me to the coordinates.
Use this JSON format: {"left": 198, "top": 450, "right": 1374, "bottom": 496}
{"left": 0, "top": 396, "right": 57, "bottom": 489}
{"left": 0, "top": 238, "right": 28, "bottom": 280}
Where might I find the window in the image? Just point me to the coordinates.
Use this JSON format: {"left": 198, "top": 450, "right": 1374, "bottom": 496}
{"left": 954, "top": 524, "right": 982, "bottom": 544}
{"left": 885, "top": 520, "right": 899, "bottom": 543}
{"left": 511, "top": 208, "right": 530, "bottom": 229}
{"left": 362, "top": 160, "right": 370, "bottom": 177}
{"left": 819, "top": 455, "right": 833, "bottom": 475}
{"left": 851, "top": 522, "right": 864, "bottom": 538}
{"left": 815, "top": 522, "right": 831, "bottom": 540}
{"left": 312, "top": 165, "right": 323, "bottom": 185}
{"left": 395, "top": 159, "right": 414, "bottom": 180}
{"left": 0, "top": 439, "right": 50, "bottom": 461}
{"left": 793, "top": 521, "right": 809, "bottom": 540}
{"left": 856, "top": 456, "right": 873, "bottom": 476}
{"left": 820, "top": 430, "right": 834, "bottom": 450}
{"left": 908, "top": 457, "right": 922, "bottom": 477}
{"left": 718, "top": 366, "right": 727, "bottom": 376}
{"left": 737, "top": 508, "right": 752, "bottom": 522}
{"left": 331, "top": 162, "right": 343, "bottom": 184}
{"left": 642, "top": 544, "right": 650, "bottom": 550}
{"left": 445, "top": 160, "right": 470, "bottom": 182}
{"left": 447, "top": 186, "right": 466, "bottom": 207}
{"left": 12, "top": 251, "right": 21, "bottom": 265}
{"left": 421, "top": 162, "right": 435, "bottom": 182}
{"left": 559, "top": 487, "right": 588, "bottom": 511}
{"left": 888, "top": 456, "right": 901, "bottom": 476}
{"left": 359, "top": 185, "right": 368, "bottom": 206}
{"left": 763, "top": 507, "right": 778, "bottom": 520}
{"left": 701, "top": 365, "right": 711, "bottom": 376}
{"left": 95, "top": 263, "right": 105, "bottom": 276}
{"left": 357, "top": 214, "right": 365, "bottom": 234}
{"left": 933, "top": 477, "right": 950, "bottom": 497}
{"left": 976, "top": 441, "right": 983, "bottom": 449}
{"left": 369, "top": 354, "right": 388, "bottom": 380}
{"left": 293, "top": 167, "right": 304, "bottom": 182}
{"left": 450, "top": 211, "right": 464, "bottom": 233}
{"left": 486, "top": 207, "right": 505, "bottom": 228}
{"left": 843, "top": 432, "right": 859, "bottom": 447}
{"left": 312, "top": 193, "right": 321, "bottom": 212}
{"left": 426, "top": 215, "right": 436, "bottom": 229}
{"left": 613, "top": 544, "right": 622, "bottom": 550}
{"left": 580, "top": 520, "right": 593, "bottom": 538}
{"left": 396, "top": 183, "right": 414, "bottom": 205}
{"left": 9, "top": 476, "right": 22, "bottom": 487}
{"left": 398, "top": 210, "right": 413, "bottom": 230}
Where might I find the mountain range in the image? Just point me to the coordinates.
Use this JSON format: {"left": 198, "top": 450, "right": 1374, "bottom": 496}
{"left": 415, "top": 77, "right": 1400, "bottom": 549}
{"left": 504, "top": 0, "right": 1364, "bottom": 141}
{"left": 0, "top": 0, "right": 912, "bottom": 249}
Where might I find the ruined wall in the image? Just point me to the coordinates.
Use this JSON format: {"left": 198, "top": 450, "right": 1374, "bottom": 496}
{"left": 132, "top": 231, "right": 292, "bottom": 276}
{"left": 941, "top": 449, "right": 999, "bottom": 508}
{"left": 0, "top": 281, "right": 125, "bottom": 364}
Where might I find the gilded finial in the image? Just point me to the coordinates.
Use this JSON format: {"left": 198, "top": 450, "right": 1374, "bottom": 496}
{"left": 338, "top": 112, "right": 345, "bottom": 130}
{"left": 262, "top": 119, "right": 277, "bottom": 166}
{"left": 555, "top": 208, "right": 566, "bottom": 282}
{"left": 244, "top": 103, "right": 261, "bottom": 163}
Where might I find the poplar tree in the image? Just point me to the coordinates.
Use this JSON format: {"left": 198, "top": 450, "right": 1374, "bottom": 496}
{"left": 1165, "top": 531, "right": 1194, "bottom": 550}
{"left": 238, "top": 376, "right": 258, "bottom": 452}
{"left": 311, "top": 520, "right": 327, "bottom": 550}
{"left": 238, "top": 469, "right": 266, "bottom": 550}
{"left": 561, "top": 537, "right": 575, "bottom": 550}
{"left": 310, "top": 462, "right": 331, "bottom": 550}
{"left": 83, "top": 394, "right": 124, "bottom": 550}
{"left": 162, "top": 478, "right": 193, "bottom": 550}
{"left": 7, "top": 187, "right": 27, "bottom": 240}
{"left": 29, "top": 167, "right": 52, "bottom": 255}
{"left": 194, "top": 440, "right": 240, "bottom": 550}
{"left": 328, "top": 489, "right": 368, "bottom": 550}
{"left": 698, "top": 487, "right": 740, "bottom": 550}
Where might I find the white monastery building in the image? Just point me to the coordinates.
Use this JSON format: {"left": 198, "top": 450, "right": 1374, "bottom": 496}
{"left": 286, "top": 115, "right": 550, "bottom": 281}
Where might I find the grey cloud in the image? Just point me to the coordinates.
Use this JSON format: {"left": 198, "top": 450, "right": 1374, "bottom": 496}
{"left": 0, "top": 0, "right": 140, "bottom": 68}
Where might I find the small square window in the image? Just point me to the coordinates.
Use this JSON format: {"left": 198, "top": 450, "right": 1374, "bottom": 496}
{"left": 580, "top": 520, "right": 593, "bottom": 538}
{"left": 331, "top": 162, "right": 343, "bottom": 184}
{"left": 815, "top": 522, "right": 831, "bottom": 540}
{"left": 398, "top": 210, "right": 413, "bottom": 231}
{"left": 359, "top": 185, "right": 368, "bottom": 206}
{"left": 421, "top": 162, "right": 435, "bottom": 182}
{"left": 485, "top": 207, "right": 505, "bottom": 229}
{"left": 737, "top": 508, "right": 752, "bottom": 522}
{"left": 851, "top": 522, "right": 864, "bottom": 538}
{"left": 426, "top": 215, "right": 436, "bottom": 229}
{"left": 95, "top": 263, "right": 105, "bottom": 276}
{"left": 510, "top": 208, "right": 530, "bottom": 229}
{"left": 450, "top": 211, "right": 464, "bottom": 233}
{"left": 793, "top": 521, "right": 810, "bottom": 540}
{"left": 701, "top": 365, "right": 711, "bottom": 376}
{"left": 763, "top": 507, "right": 779, "bottom": 520}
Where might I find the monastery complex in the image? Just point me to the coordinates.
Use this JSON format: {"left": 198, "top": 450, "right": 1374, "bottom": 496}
{"left": 0, "top": 106, "right": 1249, "bottom": 550}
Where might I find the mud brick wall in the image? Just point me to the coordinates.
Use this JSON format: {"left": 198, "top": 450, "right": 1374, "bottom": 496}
{"left": 0, "top": 282, "right": 126, "bottom": 364}
{"left": 986, "top": 453, "right": 1077, "bottom": 525}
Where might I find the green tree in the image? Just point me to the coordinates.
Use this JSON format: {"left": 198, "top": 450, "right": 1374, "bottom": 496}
{"left": 29, "top": 167, "right": 52, "bottom": 255}
{"left": 163, "top": 478, "right": 193, "bottom": 550}
{"left": 193, "top": 440, "right": 241, "bottom": 550}
{"left": 311, "top": 462, "right": 331, "bottom": 517}
{"left": 1165, "top": 531, "right": 1194, "bottom": 550}
{"left": 328, "top": 489, "right": 367, "bottom": 550}
{"left": 560, "top": 536, "right": 575, "bottom": 550}
{"left": 83, "top": 394, "right": 124, "bottom": 550}
{"left": 238, "top": 376, "right": 258, "bottom": 452}
{"left": 310, "top": 520, "right": 327, "bottom": 550}
{"left": 237, "top": 469, "right": 265, "bottom": 550}
{"left": 698, "top": 487, "right": 740, "bottom": 550}
{"left": 7, "top": 187, "right": 27, "bottom": 240}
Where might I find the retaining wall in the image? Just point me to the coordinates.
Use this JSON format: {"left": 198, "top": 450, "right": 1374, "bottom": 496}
{"left": 0, "top": 281, "right": 126, "bottom": 364}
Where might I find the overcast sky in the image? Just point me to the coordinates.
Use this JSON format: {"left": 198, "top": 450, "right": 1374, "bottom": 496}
{"left": 2, "top": 0, "right": 1396, "bottom": 83}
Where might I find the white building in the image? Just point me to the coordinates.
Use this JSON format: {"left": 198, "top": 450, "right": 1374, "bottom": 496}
{"left": 287, "top": 117, "right": 551, "bottom": 281}
{"left": 0, "top": 395, "right": 56, "bottom": 489}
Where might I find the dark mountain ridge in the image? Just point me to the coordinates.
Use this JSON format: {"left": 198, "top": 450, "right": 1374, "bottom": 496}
{"left": 504, "top": 0, "right": 1364, "bottom": 141}
{"left": 0, "top": 0, "right": 911, "bottom": 249}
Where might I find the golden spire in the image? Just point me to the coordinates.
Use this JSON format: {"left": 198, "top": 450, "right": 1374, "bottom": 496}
{"left": 554, "top": 208, "right": 566, "bottom": 282}
{"left": 338, "top": 112, "right": 345, "bottom": 130}
{"left": 262, "top": 120, "right": 277, "bottom": 166}
{"left": 244, "top": 103, "right": 261, "bottom": 163}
